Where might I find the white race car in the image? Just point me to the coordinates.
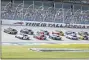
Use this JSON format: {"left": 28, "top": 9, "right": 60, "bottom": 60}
{"left": 15, "top": 34, "right": 30, "bottom": 40}
{"left": 66, "top": 34, "right": 78, "bottom": 40}
{"left": 49, "top": 34, "right": 61, "bottom": 40}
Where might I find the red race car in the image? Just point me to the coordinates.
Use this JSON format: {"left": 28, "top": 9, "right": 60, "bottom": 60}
{"left": 52, "top": 30, "right": 64, "bottom": 36}
{"left": 33, "top": 34, "right": 46, "bottom": 40}
{"left": 52, "top": 30, "right": 60, "bottom": 35}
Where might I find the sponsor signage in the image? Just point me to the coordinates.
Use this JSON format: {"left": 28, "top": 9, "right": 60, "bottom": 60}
{"left": 14, "top": 22, "right": 24, "bottom": 25}
{"left": 2, "top": 19, "right": 89, "bottom": 29}
{"left": 26, "top": 22, "right": 63, "bottom": 27}
{"left": 25, "top": 22, "right": 89, "bottom": 28}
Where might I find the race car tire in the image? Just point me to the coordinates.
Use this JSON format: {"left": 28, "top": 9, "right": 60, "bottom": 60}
{"left": 21, "top": 37, "right": 23, "bottom": 39}
{"left": 9, "top": 32, "right": 11, "bottom": 34}
{"left": 15, "top": 36, "right": 17, "bottom": 38}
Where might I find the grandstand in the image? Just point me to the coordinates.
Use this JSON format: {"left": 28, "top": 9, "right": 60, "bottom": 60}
{"left": 1, "top": 0, "right": 89, "bottom": 24}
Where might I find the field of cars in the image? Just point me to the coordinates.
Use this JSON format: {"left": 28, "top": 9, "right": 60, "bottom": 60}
{"left": 3, "top": 27, "right": 89, "bottom": 41}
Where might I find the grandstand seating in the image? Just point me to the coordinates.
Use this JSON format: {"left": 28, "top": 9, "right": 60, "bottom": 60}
{"left": 1, "top": 1, "right": 89, "bottom": 24}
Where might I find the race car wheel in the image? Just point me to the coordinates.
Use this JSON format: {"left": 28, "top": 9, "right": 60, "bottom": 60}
{"left": 15, "top": 36, "right": 17, "bottom": 38}
{"left": 21, "top": 37, "right": 23, "bottom": 39}
{"left": 84, "top": 38, "right": 88, "bottom": 40}
{"left": 9, "top": 32, "right": 11, "bottom": 34}
{"left": 4, "top": 30, "right": 6, "bottom": 32}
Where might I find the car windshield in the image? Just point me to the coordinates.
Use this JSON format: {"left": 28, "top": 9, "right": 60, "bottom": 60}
{"left": 71, "top": 33, "right": 76, "bottom": 36}
{"left": 72, "top": 35, "right": 76, "bottom": 37}
{"left": 24, "top": 35, "right": 27, "bottom": 36}
{"left": 53, "top": 34, "right": 58, "bottom": 37}
{"left": 41, "top": 35, "right": 44, "bottom": 37}
{"left": 60, "top": 31, "right": 62, "bottom": 33}
{"left": 66, "top": 31, "right": 72, "bottom": 34}
{"left": 22, "top": 29, "right": 27, "bottom": 31}
{"left": 12, "top": 29, "right": 15, "bottom": 31}
{"left": 44, "top": 31, "right": 47, "bottom": 32}
{"left": 57, "top": 36, "right": 59, "bottom": 37}
{"left": 8, "top": 28, "right": 12, "bottom": 30}
{"left": 28, "top": 30, "right": 31, "bottom": 31}
{"left": 84, "top": 32, "right": 88, "bottom": 35}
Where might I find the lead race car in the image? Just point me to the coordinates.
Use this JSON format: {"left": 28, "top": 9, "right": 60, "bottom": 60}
{"left": 4, "top": 27, "right": 17, "bottom": 34}
{"left": 15, "top": 34, "right": 30, "bottom": 40}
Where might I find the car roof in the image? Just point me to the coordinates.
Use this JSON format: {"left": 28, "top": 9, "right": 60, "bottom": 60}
{"left": 52, "top": 34, "right": 59, "bottom": 36}
{"left": 23, "top": 28, "right": 29, "bottom": 30}
{"left": 8, "top": 28, "right": 14, "bottom": 30}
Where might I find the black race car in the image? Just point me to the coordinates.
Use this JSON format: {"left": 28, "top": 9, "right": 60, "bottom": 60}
{"left": 20, "top": 28, "right": 34, "bottom": 35}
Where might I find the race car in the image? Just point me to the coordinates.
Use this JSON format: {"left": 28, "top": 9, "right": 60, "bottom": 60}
{"left": 37, "top": 30, "right": 49, "bottom": 35}
{"left": 54, "top": 30, "right": 64, "bottom": 36}
{"left": 49, "top": 34, "right": 61, "bottom": 40}
{"left": 20, "top": 28, "right": 34, "bottom": 35}
{"left": 78, "top": 31, "right": 89, "bottom": 40}
{"left": 52, "top": 30, "right": 64, "bottom": 36}
{"left": 65, "top": 31, "right": 78, "bottom": 40}
{"left": 66, "top": 34, "right": 78, "bottom": 40}
{"left": 65, "top": 31, "right": 76, "bottom": 35}
{"left": 33, "top": 34, "right": 46, "bottom": 40}
{"left": 4, "top": 27, "right": 17, "bottom": 34}
{"left": 78, "top": 34, "right": 89, "bottom": 40}
{"left": 78, "top": 31, "right": 89, "bottom": 36}
{"left": 15, "top": 34, "right": 29, "bottom": 40}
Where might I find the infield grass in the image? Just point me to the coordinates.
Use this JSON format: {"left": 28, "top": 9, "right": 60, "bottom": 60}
{"left": 1, "top": 44, "right": 89, "bottom": 59}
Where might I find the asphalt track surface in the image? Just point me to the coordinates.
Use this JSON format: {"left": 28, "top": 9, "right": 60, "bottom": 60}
{"left": 1, "top": 25, "right": 89, "bottom": 44}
